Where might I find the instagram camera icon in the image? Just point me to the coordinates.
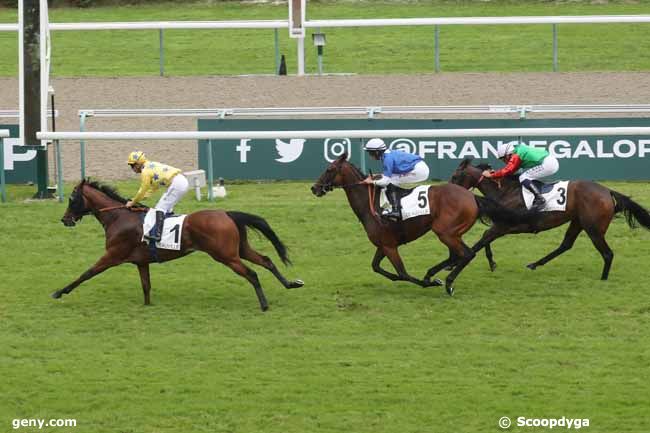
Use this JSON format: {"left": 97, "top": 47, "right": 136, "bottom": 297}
{"left": 324, "top": 138, "right": 352, "bottom": 162}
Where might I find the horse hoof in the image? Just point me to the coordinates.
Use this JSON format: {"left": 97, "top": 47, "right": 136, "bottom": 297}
{"left": 489, "top": 263, "right": 497, "bottom": 272}
{"left": 446, "top": 286, "right": 454, "bottom": 296}
{"left": 526, "top": 263, "right": 537, "bottom": 270}
{"left": 431, "top": 278, "right": 443, "bottom": 287}
{"left": 260, "top": 304, "right": 269, "bottom": 312}
{"left": 288, "top": 279, "right": 304, "bottom": 289}
{"left": 51, "top": 291, "right": 62, "bottom": 299}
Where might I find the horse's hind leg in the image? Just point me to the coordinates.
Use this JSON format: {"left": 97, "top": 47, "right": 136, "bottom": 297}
{"left": 222, "top": 257, "right": 269, "bottom": 311}
{"left": 435, "top": 234, "right": 476, "bottom": 296}
{"left": 584, "top": 227, "right": 614, "bottom": 280}
{"left": 239, "top": 241, "right": 304, "bottom": 289}
{"left": 137, "top": 263, "right": 152, "bottom": 305}
{"left": 527, "top": 220, "right": 582, "bottom": 271}
{"left": 444, "top": 241, "right": 476, "bottom": 296}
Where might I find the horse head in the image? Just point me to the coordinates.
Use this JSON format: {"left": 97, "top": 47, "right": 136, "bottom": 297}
{"left": 450, "top": 158, "right": 484, "bottom": 190}
{"left": 61, "top": 179, "right": 128, "bottom": 226}
{"left": 311, "top": 153, "right": 364, "bottom": 197}
{"left": 61, "top": 180, "right": 93, "bottom": 226}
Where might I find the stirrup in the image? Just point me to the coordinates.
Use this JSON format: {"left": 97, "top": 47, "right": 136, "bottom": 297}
{"left": 381, "top": 209, "right": 401, "bottom": 221}
{"left": 532, "top": 197, "right": 546, "bottom": 209}
{"left": 144, "top": 233, "right": 161, "bottom": 242}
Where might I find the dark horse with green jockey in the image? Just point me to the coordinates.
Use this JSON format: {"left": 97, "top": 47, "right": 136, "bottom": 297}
{"left": 451, "top": 158, "right": 650, "bottom": 280}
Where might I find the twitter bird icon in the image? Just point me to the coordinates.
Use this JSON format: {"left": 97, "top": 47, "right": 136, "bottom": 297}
{"left": 275, "top": 138, "right": 305, "bottom": 163}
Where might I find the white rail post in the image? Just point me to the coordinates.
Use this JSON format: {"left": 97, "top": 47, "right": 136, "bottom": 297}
{"left": 207, "top": 139, "right": 214, "bottom": 201}
{"left": 553, "top": 23, "right": 558, "bottom": 72}
{"left": 434, "top": 25, "right": 440, "bottom": 73}
{"left": 159, "top": 29, "right": 165, "bottom": 76}
{"left": 0, "top": 130, "right": 6, "bottom": 202}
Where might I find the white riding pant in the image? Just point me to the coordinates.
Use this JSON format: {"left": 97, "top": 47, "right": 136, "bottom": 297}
{"left": 154, "top": 173, "right": 189, "bottom": 214}
{"left": 519, "top": 155, "right": 559, "bottom": 182}
{"left": 375, "top": 161, "right": 430, "bottom": 187}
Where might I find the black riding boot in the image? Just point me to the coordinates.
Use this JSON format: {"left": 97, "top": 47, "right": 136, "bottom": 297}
{"left": 522, "top": 179, "right": 545, "bottom": 210}
{"left": 147, "top": 210, "right": 165, "bottom": 241}
{"left": 382, "top": 186, "right": 402, "bottom": 221}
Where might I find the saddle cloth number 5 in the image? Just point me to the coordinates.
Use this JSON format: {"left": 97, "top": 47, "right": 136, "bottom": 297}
{"left": 401, "top": 185, "right": 431, "bottom": 220}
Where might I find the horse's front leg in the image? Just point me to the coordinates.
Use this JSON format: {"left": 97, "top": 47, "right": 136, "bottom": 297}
{"left": 423, "top": 256, "right": 455, "bottom": 284}
{"left": 371, "top": 248, "right": 400, "bottom": 281}
{"left": 472, "top": 225, "right": 508, "bottom": 272}
{"left": 382, "top": 246, "right": 441, "bottom": 288}
{"left": 52, "top": 251, "right": 124, "bottom": 299}
{"left": 137, "top": 263, "right": 152, "bottom": 305}
{"left": 484, "top": 243, "right": 497, "bottom": 272}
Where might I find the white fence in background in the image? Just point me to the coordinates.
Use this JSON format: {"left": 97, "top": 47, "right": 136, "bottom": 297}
{"left": 36, "top": 127, "right": 650, "bottom": 142}
{"left": 2, "top": 14, "right": 650, "bottom": 75}
{"left": 77, "top": 104, "right": 650, "bottom": 120}
{"left": 32, "top": 125, "right": 650, "bottom": 202}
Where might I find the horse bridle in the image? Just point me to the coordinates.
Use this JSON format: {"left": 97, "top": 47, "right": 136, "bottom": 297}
{"left": 313, "top": 181, "right": 363, "bottom": 191}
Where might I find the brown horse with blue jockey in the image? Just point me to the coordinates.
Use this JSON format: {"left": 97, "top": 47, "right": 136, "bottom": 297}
{"left": 311, "top": 154, "right": 536, "bottom": 295}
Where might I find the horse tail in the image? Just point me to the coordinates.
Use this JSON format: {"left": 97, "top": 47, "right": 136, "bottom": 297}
{"left": 226, "top": 211, "right": 291, "bottom": 265}
{"left": 474, "top": 195, "right": 537, "bottom": 226}
{"left": 610, "top": 190, "right": 650, "bottom": 230}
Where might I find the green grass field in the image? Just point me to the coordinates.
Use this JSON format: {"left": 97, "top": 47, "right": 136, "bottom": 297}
{"left": 1, "top": 0, "right": 650, "bottom": 76}
{"left": 1, "top": 179, "right": 650, "bottom": 432}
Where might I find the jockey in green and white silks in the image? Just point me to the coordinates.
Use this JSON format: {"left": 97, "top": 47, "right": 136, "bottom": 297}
{"left": 482, "top": 142, "right": 559, "bottom": 209}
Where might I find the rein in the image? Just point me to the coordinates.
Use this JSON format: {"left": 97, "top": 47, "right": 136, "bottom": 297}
{"left": 98, "top": 205, "right": 148, "bottom": 213}
{"left": 368, "top": 184, "right": 379, "bottom": 219}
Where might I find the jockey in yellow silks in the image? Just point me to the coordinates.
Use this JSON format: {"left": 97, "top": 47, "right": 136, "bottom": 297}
{"left": 125, "top": 151, "right": 189, "bottom": 241}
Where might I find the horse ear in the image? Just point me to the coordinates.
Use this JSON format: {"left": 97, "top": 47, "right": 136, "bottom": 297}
{"left": 337, "top": 153, "right": 348, "bottom": 162}
{"left": 460, "top": 158, "right": 472, "bottom": 169}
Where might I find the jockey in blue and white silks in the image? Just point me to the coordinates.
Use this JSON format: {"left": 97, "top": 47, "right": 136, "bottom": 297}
{"left": 361, "top": 138, "right": 430, "bottom": 220}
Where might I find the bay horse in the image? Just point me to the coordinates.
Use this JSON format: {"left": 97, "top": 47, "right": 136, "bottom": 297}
{"left": 450, "top": 158, "right": 650, "bottom": 280}
{"left": 310, "top": 154, "right": 535, "bottom": 295}
{"left": 54, "top": 179, "right": 304, "bottom": 311}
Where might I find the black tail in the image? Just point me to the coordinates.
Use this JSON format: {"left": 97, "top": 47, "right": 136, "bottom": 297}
{"left": 227, "top": 211, "right": 291, "bottom": 265}
{"left": 474, "top": 195, "right": 538, "bottom": 226}
{"left": 610, "top": 190, "right": 650, "bottom": 230}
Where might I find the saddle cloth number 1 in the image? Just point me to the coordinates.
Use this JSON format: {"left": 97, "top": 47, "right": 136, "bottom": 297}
{"left": 143, "top": 210, "right": 187, "bottom": 250}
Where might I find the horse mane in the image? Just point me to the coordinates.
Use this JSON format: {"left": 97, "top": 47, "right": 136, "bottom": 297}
{"left": 82, "top": 178, "right": 130, "bottom": 204}
{"left": 344, "top": 159, "right": 367, "bottom": 179}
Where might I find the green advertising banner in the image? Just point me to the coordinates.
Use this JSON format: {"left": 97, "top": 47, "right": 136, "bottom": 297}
{"left": 198, "top": 118, "right": 650, "bottom": 181}
{"left": 1, "top": 124, "right": 38, "bottom": 184}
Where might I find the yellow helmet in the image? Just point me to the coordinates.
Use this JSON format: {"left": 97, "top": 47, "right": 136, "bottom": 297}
{"left": 127, "top": 151, "right": 147, "bottom": 165}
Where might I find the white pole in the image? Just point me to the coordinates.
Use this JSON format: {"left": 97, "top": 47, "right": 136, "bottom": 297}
{"left": 37, "top": 127, "right": 650, "bottom": 141}
{"left": 39, "top": 0, "right": 49, "bottom": 143}
{"left": 18, "top": 0, "right": 24, "bottom": 145}
{"left": 297, "top": 36, "right": 305, "bottom": 76}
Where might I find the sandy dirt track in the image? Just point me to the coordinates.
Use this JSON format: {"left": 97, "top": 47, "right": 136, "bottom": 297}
{"left": 1, "top": 72, "right": 650, "bottom": 181}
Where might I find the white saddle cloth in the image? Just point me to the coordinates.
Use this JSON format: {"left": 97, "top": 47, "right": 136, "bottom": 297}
{"left": 522, "top": 181, "right": 569, "bottom": 212}
{"left": 142, "top": 209, "right": 187, "bottom": 250}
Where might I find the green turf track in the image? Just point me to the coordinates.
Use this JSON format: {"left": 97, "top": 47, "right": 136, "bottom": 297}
{"left": 1, "top": 1, "right": 650, "bottom": 76}
{"left": 1, "top": 179, "right": 650, "bottom": 432}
